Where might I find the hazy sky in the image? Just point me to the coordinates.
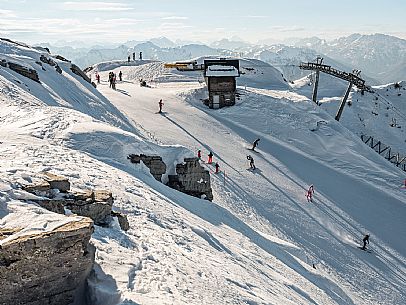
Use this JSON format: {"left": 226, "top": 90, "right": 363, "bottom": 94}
{"left": 1, "top": 0, "right": 405, "bottom": 46}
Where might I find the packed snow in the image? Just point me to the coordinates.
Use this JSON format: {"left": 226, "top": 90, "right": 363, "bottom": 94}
{"left": 1, "top": 39, "right": 405, "bottom": 305}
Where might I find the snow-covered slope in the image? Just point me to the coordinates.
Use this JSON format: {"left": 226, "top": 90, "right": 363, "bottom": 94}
{"left": 0, "top": 38, "right": 134, "bottom": 133}
{"left": 318, "top": 81, "right": 406, "bottom": 154}
{"left": 1, "top": 40, "right": 406, "bottom": 305}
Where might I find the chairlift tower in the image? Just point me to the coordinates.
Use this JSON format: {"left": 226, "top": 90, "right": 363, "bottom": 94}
{"left": 299, "top": 59, "right": 370, "bottom": 121}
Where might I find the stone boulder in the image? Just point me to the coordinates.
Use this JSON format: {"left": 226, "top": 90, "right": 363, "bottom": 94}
{"left": 70, "top": 64, "right": 96, "bottom": 87}
{"left": 0, "top": 218, "right": 95, "bottom": 305}
{"left": 168, "top": 157, "right": 213, "bottom": 201}
{"left": 128, "top": 154, "right": 167, "bottom": 182}
{"left": 40, "top": 54, "right": 56, "bottom": 66}
{"left": 43, "top": 172, "right": 70, "bottom": 192}
{"left": 31, "top": 198, "right": 66, "bottom": 214}
{"left": 7, "top": 62, "right": 40, "bottom": 83}
{"left": 55, "top": 55, "right": 71, "bottom": 62}
{"left": 40, "top": 55, "right": 62, "bottom": 74}
{"left": 66, "top": 190, "right": 113, "bottom": 226}
{"left": 111, "top": 211, "right": 130, "bottom": 231}
{"left": 23, "top": 181, "right": 51, "bottom": 194}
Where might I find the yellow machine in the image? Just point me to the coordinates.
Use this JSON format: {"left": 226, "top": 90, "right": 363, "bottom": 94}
{"left": 164, "top": 61, "right": 204, "bottom": 71}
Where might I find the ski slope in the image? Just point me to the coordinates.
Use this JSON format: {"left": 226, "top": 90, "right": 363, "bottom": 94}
{"left": 1, "top": 40, "right": 405, "bottom": 305}
{"left": 94, "top": 62, "right": 405, "bottom": 304}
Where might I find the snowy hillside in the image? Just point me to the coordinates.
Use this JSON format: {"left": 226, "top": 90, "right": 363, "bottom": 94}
{"left": 1, "top": 40, "right": 406, "bottom": 305}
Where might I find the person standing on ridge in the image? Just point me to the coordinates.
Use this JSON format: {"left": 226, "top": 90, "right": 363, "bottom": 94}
{"left": 158, "top": 99, "right": 164, "bottom": 113}
{"left": 119, "top": 71, "right": 123, "bottom": 82}
{"left": 208, "top": 151, "right": 213, "bottom": 164}
{"left": 247, "top": 155, "right": 255, "bottom": 169}
{"left": 128, "top": 55, "right": 130, "bottom": 62}
{"left": 252, "top": 138, "right": 260, "bottom": 151}
{"left": 112, "top": 73, "right": 116, "bottom": 90}
{"left": 215, "top": 162, "right": 220, "bottom": 174}
{"left": 362, "top": 234, "right": 370, "bottom": 250}
{"left": 197, "top": 149, "right": 201, "bottom": 159}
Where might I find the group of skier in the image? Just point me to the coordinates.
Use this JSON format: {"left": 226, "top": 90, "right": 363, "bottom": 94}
{"left": 196, "top": 137, "right": 372, "bottom": 252}
{"left": 107, "top": 71, "right": 123, "bottom": 89}
{"left": 108, "top": 72, "right": 117, "bottom": 89}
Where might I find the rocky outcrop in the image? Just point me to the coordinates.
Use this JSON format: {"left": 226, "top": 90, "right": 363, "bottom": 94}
{"left": 0, "top": 218, "right": 95, "bottom": 305}
{"left": 111, "top": 211, "right": 130, "bottom": 231}
{"left": 40, "top": 54, "right": 56, "bottom": 66}
{"left": 23, "top": 172, "right": 70, "bottom": 194}
{"left": 23, "top": 173, "right": 116, "bottom": 227}
{"left": 40, "top": 55, "right": 62, "bottom": 74}
{"left": 55, "top": 55, "right": 70, "bottom": 62}
{"left": 70, "top": 64, "right": 96, "bottom": 88}
{"left": 43, "top": 172, "right": 71, "bottom": 192}
{"left": 7, "top": 61, "right": 40, "bottom": 83}
{"left": 128, "top": 154, "right": 167, "bottom": 182}
{"left": 168, "top": 157, "right": 213, "bottom": 201}
{"left": 66, "top": 190, "right": 113, "bottom": 226}
{"left": 32, "top": 198, "right": 66, "bottom": 214}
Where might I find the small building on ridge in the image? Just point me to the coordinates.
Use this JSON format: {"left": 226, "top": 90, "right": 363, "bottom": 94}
{"left": 204, "top": 59, "right": 240, "bottom": 109}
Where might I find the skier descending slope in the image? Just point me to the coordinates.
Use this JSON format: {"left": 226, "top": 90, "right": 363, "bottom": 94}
{"left": 252, "top": 138, "right": 260, "bottom": 151}
{"left": 361, "top": 234, "right": 370, "bottom": 250}
{"left": 306, "top": 184, "right": 314, "bottom": 202}
{"left": 215, "top": 162, "right": 220, "bottom": 174}
{"left": 247, "top": 155, "right": 256, "bottom": 170}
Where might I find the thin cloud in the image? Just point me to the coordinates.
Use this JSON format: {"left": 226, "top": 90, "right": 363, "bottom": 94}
{"left": 270, "top": 26, "right": 305, "bottom": 32}
{"left": 62, "top": 1, "right": 134, "bottom": 11}
{"left": 245, "top": 15, "right": 268, "bottom": 19}
{"left": 161, "top": 16, "right": 189, "bottom": 20}
{"left": 0, "top": 9, "right": 16, "bottom": 18}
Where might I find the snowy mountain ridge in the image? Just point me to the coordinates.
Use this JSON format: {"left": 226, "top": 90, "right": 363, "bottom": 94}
{"left": 40, "top": 33, "right": 406, "bottom": 85}
{"left": 1, "top": 38, "right": 406, "bottom": 305}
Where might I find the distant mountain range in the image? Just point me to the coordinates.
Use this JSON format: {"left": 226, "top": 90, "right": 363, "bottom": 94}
{"left": 35, "top": 34, "right": 406, "bottom": 84}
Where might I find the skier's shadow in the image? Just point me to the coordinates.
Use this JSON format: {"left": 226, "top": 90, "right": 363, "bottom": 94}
{"left": 162, "top": 114, "right": 240, "bottom": 173}
{"left": 246, "top": 168, "right": 262, "bottom": 174}
{"left": 116, "top": 88, "right": 131, "bottom": 96}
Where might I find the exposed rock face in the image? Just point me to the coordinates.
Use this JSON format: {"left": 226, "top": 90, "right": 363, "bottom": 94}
{"left": 43, "top": 172, "right": 71, "bottom": 192}
{"left": 168, "top": 157, "right": 213, "bottom": 201}
{"left": 0, "top": 218, "right": 95, "bottom": 305}
{"left": 66, "top": 190, "right": 113, "bottom": 226}
{"left": 40, "top": 55, "right": 62, "bottom": 74}
{"left": 40, "top": 54, "right": 56, "bottom": 66}
{"left": 22, "top": 173, "right": 115, "bottom": 227}
{"left": 70, "top": 64, "right": 96, "bottom": 88}
{"left": 111, "top": 211, "right": 130, "bottom": 231}
{"left": 55, "top": 55, "right": 71, "bottom": 62}
{"left": 32, "top": 198, "right": 66, "bottom": 214}
{"left": 7, "top": 61, "right": 40, "bottom": 83}
{"left": 128, "top": 154, "right": 167, "bottom": 182}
